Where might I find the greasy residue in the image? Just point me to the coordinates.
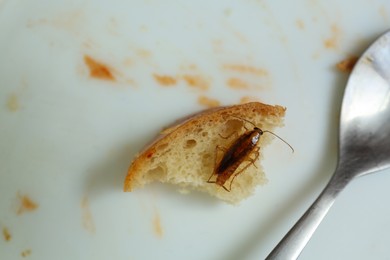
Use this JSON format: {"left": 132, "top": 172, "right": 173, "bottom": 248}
{"left": 21, "top": 249, "right": 32, "bottom": 258}
{"left": 2, "top": 227, "right": 11, "bottom": 242}
{"left": 153, "top": 74, "right": 177, "bottom": 87}
{"left": 84, "top": 55, "right": 115, "bottom": 81}
{"left": 223, "top": 64, "right": 268, "bottom": 77}
{"left": 17, "top": 193, "right": 38, "bottom": 215}
{"left": 324, "top": 24, "right": 341, "bottom": 50}
{"left": 336, "top": 56, "right": 358, "bottom": 73}
{"left": 81, "top": 196, "right": 95, "bottom": 234}
{"left": 153, "top": 211, "right": 163, "bottom": 238}
{"left": 6, "top": 94, "right": 19, "bottom": 112}
{"left": 198, "top": 96, "right": 220, "bottom": 108}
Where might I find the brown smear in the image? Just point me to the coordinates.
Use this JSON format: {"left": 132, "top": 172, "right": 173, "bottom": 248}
{"left": 153, "top": 74, "right": 177, "bottom": 87}
{"left": 324, "top": 24, "right": 341, "bottom": 50}
{"left": 227, "top": 78, "right": 249, "bottom": 89}
{"left": 223, "top": 64, "right": 268, "bottom": 77}
{"left": 17, "top": 194, "right": 38, "bottom": 215}
{"left": 6, "top": 94, "right": 20, "bottom": 112}
{"left": 2, "top": 227, "right": 11, "bottom": 242}
{"left": 198, "top": 96, "right": 221, "bottom": 108}
{"left": 21, "top": 249, "right": 32, "bottom": 257}
{"left": 336, "top": 56, "right": 358, "bottom": 73}
{"left": 81, "top": 196, "right": 95, "bottom": 234}
{"left": 84, "top": 55, "right": 115, "bottom": 81}
{"left": 181, "top": 74, "right": 210, "bottom": 91}
{"left": 152, "top": 210, "right": 163, "bottom": 238}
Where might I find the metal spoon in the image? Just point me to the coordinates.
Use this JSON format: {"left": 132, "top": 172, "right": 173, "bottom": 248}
{"left": 266, "top": 30, "right": 390, "bottom": 260}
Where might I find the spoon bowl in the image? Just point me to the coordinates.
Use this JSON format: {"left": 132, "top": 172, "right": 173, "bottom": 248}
{"left": 266, "top": 30, "right": 390, "bottom": 259}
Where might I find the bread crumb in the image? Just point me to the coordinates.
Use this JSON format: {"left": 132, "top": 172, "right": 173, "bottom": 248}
{"left": 21, "top": 249, "right": 32, "bottom": 257}
{"left": 2, "top": 227, "right": 11, "bottom": 242}
{"left": 84, "top": 55, "right": 115, "bottom": 81}
{"left": 223, "top": 64, "right": 268, "bottom": 77}
{"left": 336, "top": 56, "right": 358, "bottom": 73}
{"left": 152, "top": 210, "right": 163, "bottom": 238}
{"left": 153, "top": 74, "right": 177, "bottom": 87}
{"left": 17, "top": 193, "right": 38, "bottom": 215}
{"left": 81, "top": 196, "right": 95, "bottom": 234}
{"left": 198, "top": 96, "right": 220, "bottom": 108}
{"left": 181, "top": 74, "right": 210, "bottom": 90}
{"left": 6, "top": 94, "right": 20, "bottom": 112}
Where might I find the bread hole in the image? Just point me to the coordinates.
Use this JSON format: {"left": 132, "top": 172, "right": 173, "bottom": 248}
{"left": 223, "top": 119, "right": 244, "bottom": 136}
{"left": 201, "top": 131, "right": 208, "bottom": 137}
{"left": 185, "top": 139, "right": 197, "bottom": 149}
{"left": 146, "top": 164, "right": 167, "bottom": 181}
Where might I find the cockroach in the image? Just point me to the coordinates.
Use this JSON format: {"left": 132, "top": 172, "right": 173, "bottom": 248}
{"left": 207, "top": 117, "right": 293, "bottom": 192}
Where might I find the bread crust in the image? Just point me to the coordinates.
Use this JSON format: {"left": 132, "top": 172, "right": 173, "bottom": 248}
{"left": 124, "top": 102, "right": 285, "bottom": 193}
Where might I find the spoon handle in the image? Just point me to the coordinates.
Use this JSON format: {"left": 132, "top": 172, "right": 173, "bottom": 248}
{"left": 266, "top": 171, "right": 350, "bottom": 260}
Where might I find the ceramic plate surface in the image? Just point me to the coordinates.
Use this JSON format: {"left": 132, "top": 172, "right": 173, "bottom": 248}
{"left": 1, "top": 1, "right": 390, "bottom": 259}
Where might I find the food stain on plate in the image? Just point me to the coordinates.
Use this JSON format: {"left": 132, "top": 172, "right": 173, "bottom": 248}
{"left": 197, "top": 95, "right": 221, "bottom": 108}
{"left": 181, "top": 74, "right": 210, "bottom": 91}
{"left": 21, "top": 249, "right": 32, "bottom": 258}
{"left": 16, "top": 193, "right": 38, "bottom": 215}
{"left": 378, "top": 5, "right": 389, "bottom": 22}
{"left": 324, "top": 24, "right": 341, "bottom": 50}
{"left": 152, "top": 72, "right": 210, "bottom": 91}
{"left": 223, "top": 64, "right": 271, "bottom": 90}
{"left": 84, "top": 55, "right": 115, "bottom": 81}
{"left": 226, "top": 78, "right": 249, "bottom": 90}
{"left": 152, "top": 210, "right": 163, "bottom": 238}
{"left": 153, "top": 74, "right": 177, "bottom": 87}
{"left": 295, "top": 19, "right": 305, "bottom": 30}
{"left": 336, "top": 56, "right": 358, "bottom": 73}
{"left": 81, "top": 196, "right": 95, "bottom": 234}
{"left": 2, "top": 227, "right": 11, "bottom": 242}
{"left": 239, "top": 96, "right": 261, "bottom": 104}
{"left": 26, "top": 9, "right": 85, "bottom": 36}
{"left": 223, "top": 64, "right": 269, "bottom": 77}
{"left": 6, "top": 94, "right": 20, "bottom": 112}
{"left": 136, "top": 49, "right": 152, "bottom": 58}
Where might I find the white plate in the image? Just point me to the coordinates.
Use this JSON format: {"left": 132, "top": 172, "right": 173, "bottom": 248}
{"left": 1, "top": 1, "right": 390, "bottom": 259}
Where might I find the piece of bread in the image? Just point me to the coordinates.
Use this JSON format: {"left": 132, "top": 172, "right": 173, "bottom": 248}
{"left": 124, "top": 102, "right": 286, "bottom": 204}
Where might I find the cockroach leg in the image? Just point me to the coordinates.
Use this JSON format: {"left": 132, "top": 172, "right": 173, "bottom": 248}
{"left": 227, "top": 148, "right": 261, "bottom": 191}
{"left": 227, "top": 160, "right": 255, "bottom": 191}
{"left": 250, "top": 147, "right": 260, "bottom": 169}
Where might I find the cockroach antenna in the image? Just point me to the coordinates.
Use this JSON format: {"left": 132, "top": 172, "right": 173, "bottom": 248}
{"left": 263, "top": 130, "right": 294, "bottom": 153}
